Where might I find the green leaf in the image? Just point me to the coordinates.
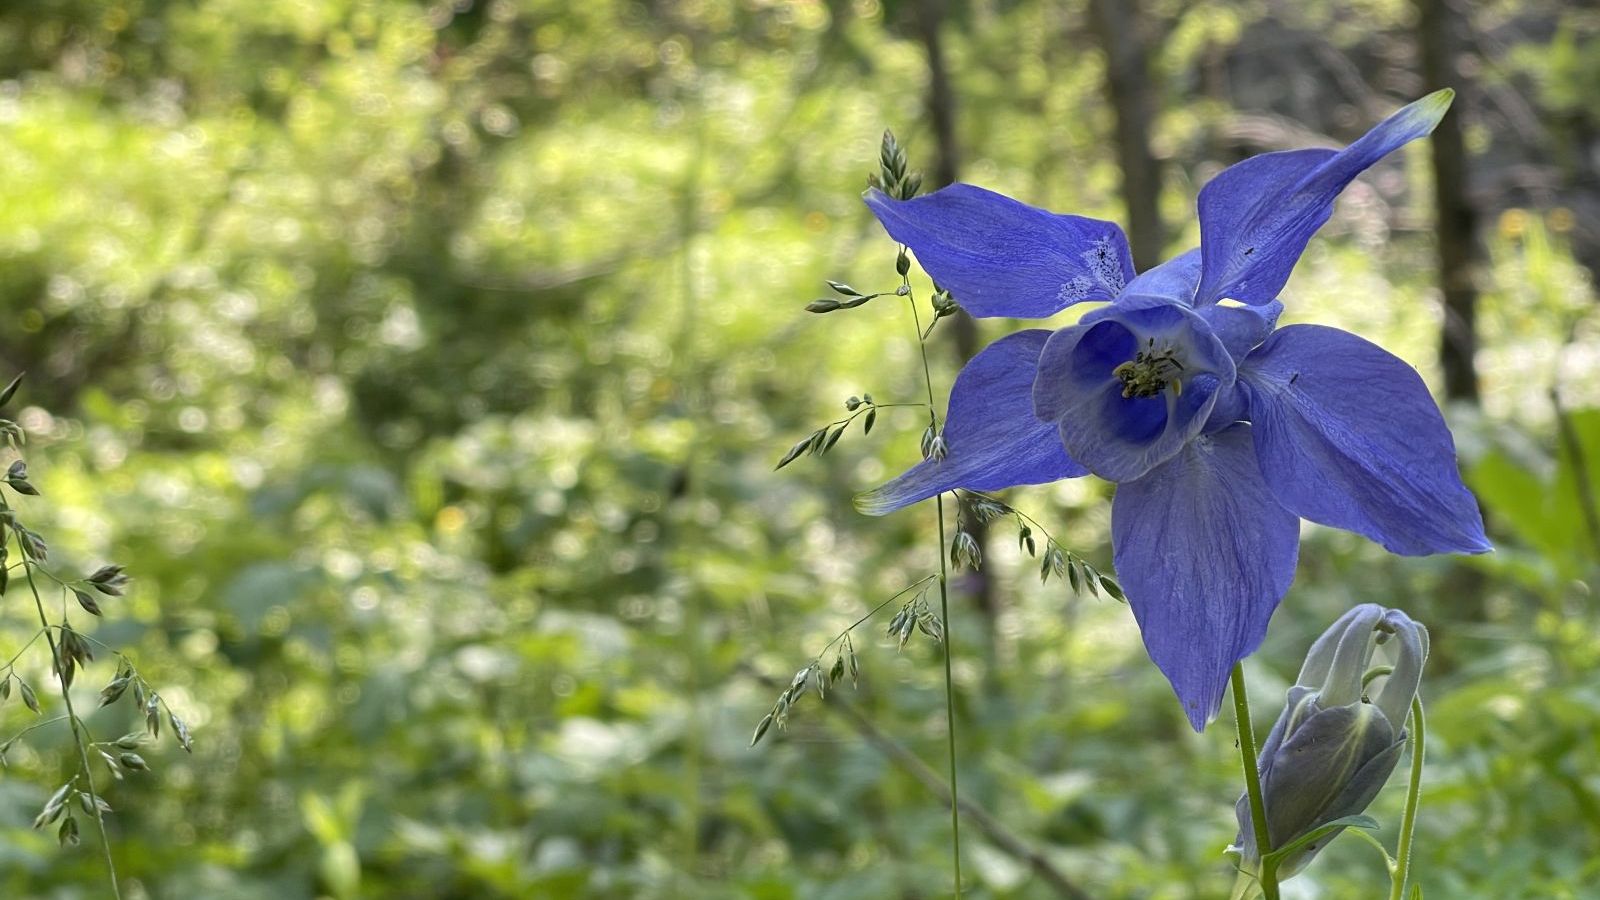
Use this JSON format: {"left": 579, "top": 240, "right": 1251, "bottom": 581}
{"left": 823, "top": 425, "right": 844, "bottom": 452}
{"left": 1261, "top": 814, "right": 1381, "bottom": 867}
{"left": 1098, "top": 574, "right": 1125, "bottom": 602}
{"left": 74, "top": 587, "right": 103, "bottom": 616}
{"left": 99, "top": 676, "right": 130, "bottom": 708}
{"left": 750, "top": 713, "right": 774, "bottom": 747}
{"left": 775, "top": 437, "right": 811, "bottom": 470}
{"left": 0, "top": 372, "right": 22, "bottom": 411}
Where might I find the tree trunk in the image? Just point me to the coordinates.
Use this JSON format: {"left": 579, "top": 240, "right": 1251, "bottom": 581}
{"left": 914, "top": 0, "right": 1001, "bottom": 633}
{"left": 1417, "top": 0, "right": 1481, "bottom": 404}
{"left": 1415, "top": 0, "right": 1488, "bottom": 675}
{"left": 1088, "top": 0, "right": 1164, "bottom": 272}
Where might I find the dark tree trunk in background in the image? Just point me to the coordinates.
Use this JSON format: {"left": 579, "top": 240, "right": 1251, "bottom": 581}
{"left": 1416, "top": 0, "right": 1488, "bottom": 674}
{"left": 1418, "top": 0, "right": 1481, "bottom": 404}
{"left": 1089, "top": 0, "right": 1164, "bottom": 272}
{"left": 918, "top": 0, "right": 959, "bottom": 191}
{"left": 914, "top": 0, "right": 1000, "bottom": 632}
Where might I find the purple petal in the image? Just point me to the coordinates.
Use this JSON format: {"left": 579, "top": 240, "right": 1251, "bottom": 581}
{"left": 1120, "top": 248, "right": 1202, "bottom": 306}
{"left": 1111, "top": 424, "right": 1300, "bottom": 730}
{"left": 856, "top": 330, "right": 1087, "bottom": 515}
{"left": 865, "top": 184, "right": 1135, "bottom": 319}
{"left": 1201, "top": 299, "right": 1283, "bottom": 360}
{"left": 1241, "top": 324, "right": 1490, "bottom": 555}
{"left": 1195, "top": 91, "right": 1454, "bottom": 306}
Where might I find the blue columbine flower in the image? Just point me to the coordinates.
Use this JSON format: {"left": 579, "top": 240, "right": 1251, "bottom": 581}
{"left": 855, "top": 90, "right": 1489, "bottom": 730}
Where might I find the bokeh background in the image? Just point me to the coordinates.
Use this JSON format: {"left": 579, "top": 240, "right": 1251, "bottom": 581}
{"left": 0, "top": 0, "right": 1597, "bottom": 897}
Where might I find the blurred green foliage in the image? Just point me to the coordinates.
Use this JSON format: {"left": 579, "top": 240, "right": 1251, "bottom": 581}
{"left": 0, "top": 0, "right": 1596, "bottom": 898}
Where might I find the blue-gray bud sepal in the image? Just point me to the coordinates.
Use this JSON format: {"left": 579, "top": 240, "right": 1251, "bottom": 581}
{"left": 1229, "top": 604, "right": 1429, "bottom": 892}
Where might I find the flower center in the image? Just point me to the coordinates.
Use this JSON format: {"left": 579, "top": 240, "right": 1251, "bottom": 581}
{"left": 1112, "top": 339, "right": 1185, "bottom": 399}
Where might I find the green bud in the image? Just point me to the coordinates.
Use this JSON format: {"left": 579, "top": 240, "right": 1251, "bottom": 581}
{"left": 1233, "top": 605, "right": 1428, "bottom": 881}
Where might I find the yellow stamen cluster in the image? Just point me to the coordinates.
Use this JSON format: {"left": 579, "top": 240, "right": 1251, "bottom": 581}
{"left": 1112, "top": 339, "right": 1185, "bottom": 399}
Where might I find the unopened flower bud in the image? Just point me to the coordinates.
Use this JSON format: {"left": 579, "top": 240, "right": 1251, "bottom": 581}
{"left": 1232, "top": 604, "right": 1428, "bottom": 883}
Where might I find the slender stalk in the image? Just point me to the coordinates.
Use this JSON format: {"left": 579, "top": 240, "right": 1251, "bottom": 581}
{"left": 1, "top": 626, "right": 48, "bottom": 670}
{"left": 0, "top": 714, "right": 72, "bottom": 747}
{"left": 1232, "top": 662, "right": 1278, "bottom": 900}
{"left": 933, "top": 497, "right": 963, "bottom": 895}
{"left": 675, "top": 98, "right": 704, "bottom": 883}
{"left": 1389, "top": 697, "right": 1427, "bottom": 900}
{"left": 19, "top": 542, "right": 122, "bottom": 899}
{"left": 1348, "top": 827, "right": 1398, "bottom": 867}
{"left": 811, "top": 575, "right": 939, "bottom": 661}
{"left": 768, "top": 671, "right": 1093, "bottom": 900}
{"left": 906, "top": 261, "right": 962, "bottom": 896}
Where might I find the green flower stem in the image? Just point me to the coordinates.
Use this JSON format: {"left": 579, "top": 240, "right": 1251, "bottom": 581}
{"left": 1232, "top": 662, "right": 1279, "bottom": 900}
{"left": 906, "top": 256, "right": 963, "bottom": 897}
{"left": 1389, "top": 697, "right": 1426, "bottom": 900}
{"left": 934, "top": 493, "right": 962, "bottom": 897}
